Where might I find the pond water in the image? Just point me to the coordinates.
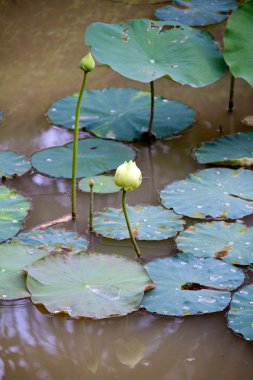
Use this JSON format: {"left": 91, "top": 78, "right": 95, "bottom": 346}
{"left": 1, "top": 0, "right": 253, "bottom": 379}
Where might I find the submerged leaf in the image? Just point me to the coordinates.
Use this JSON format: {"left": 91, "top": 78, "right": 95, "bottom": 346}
{"left": 0, "top": 150, "right": 31, "bottom": 178}
{"left": 114, "top": 337, "right": 145, "bottom": 368}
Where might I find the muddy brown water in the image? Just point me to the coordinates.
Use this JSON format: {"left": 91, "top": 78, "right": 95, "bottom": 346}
{"left": 1, "top": 0, "right": 253, "bottom": 379}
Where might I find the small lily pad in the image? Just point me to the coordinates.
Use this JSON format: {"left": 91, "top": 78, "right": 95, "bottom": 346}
{"left": 224, "top": 0, "right": 253, "bottom": 87}
{"left": 14, "top": 228, "right": 88, "bottom": 254}
{"left": 155, "top": 0, "right": 238, "bottom": 26}
{"left": 227, "top": 285, "right": 253, "bottom": 341}
{"left": 0, "top": 150, "right": 31, "bottom": 178}
{"left": 0, "top": 243, "right": 48, "bottom": 300}
{"left": 0, "top": 185, "right": 30, "bottom": 242}
{"left": 48, "top": 88, "right": 196, "bottom": 141}
{"left": 194, "top": 132, "right": 253, "bottom": 166}
{"left": 31, "top": 138, "right": 135, "bottom": 178}
{"left": 85, "top": 19, "right": 225, "bottom": 85}
{"left": 79, "top": 176, "right": 120, "bottom": 194}
{"left": 141, "top": 253, "right": 244, "bottom": 316}
{"left": 94, "top": 205, "right": 184, "bottom": 240}
{"left": 176, "top": 221, "right": 253, "bottom": 265}
{"left": 160, "top": 168, "right": 253, "bottom": 220}
{"left": 26, "top": 253, "right": 153, "bottom": 319}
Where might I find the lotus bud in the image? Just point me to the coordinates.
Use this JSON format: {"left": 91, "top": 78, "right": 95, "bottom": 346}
{"left": 114, "top": 161, "right": 142, "bottom": 192}
{"left": 80, "top": 52, "right": 95, "bottom": 73}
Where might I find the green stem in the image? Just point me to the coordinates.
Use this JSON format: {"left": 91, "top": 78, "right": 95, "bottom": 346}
{"left": 89, "top": 178, "right": 94, "bottom": 232}
{"left": 122, "top": 190, "right": 142, "bottom": 259}
{"left": 71, "top": 71, "right": 88, "bottom": 219}
{"left": 228, "top": 74, "right": 235, "bottom": 113}
{"left": 147, "top": 80, "right": 154, "bottom": 137}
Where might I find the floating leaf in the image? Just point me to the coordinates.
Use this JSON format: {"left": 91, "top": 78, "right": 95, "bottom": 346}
{"left": 224, "top": 0, "right": 253, "bottom": 87}
{"left": 155, "top": 0, "right": 238, "bottom": 26}
{"left": 227, "top": 285, "right": 253, "bottom": 341}
{"left": 48, "top": 88, "right": 196, "bottom": 141}
{"left": 79, "top": 175, "right": 120, "bottom": 194}
{"left": 94, "top": 205, "right": 184, "bottom": 240}
{"left": 176, "top": 221, "right": 253, "bottom": 265}
{"left": 26, "top": 253, "right": 153, "bottom": 319}
{"left": 141, "top": 253, "right": 244, "bottom": 316}
{"left": 0, "top": 185, "right": 30, "bottom": 242}
{"left": 0, "top": 243, "right": 48, "bottom": 300}
{"left": 0, "top": 150, "right": 31, "bottom": 178}
{"left": 194, "top": 132, "right": 253, "bottom": 166}
{"left": 14, "top": 228, "right": 88, "bottom": 254}
{"left": 31, "top": 138, "right": 135, "bottom": 178}
{"left": 114, "top": 338, "right": 145, "bottom": 368}
{"left": 85, "top": 19, "right": 225, "bottom": 85}
{"left": 160, "top": 168, "right": 253, "bottom": 220}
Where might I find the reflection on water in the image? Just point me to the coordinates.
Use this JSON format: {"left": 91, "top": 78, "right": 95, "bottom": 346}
{"left": 1, "top": 0, "right": 253, "bottom": 379}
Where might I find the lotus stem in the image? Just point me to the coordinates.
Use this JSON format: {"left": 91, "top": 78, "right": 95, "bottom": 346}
{"left": 228, "top": 74, "right": 235, "bottom": 113}
{"left": 147, "top": 80, "right": 155, "bottom": 137}
{"left": 122, "top": 189, "right": 142, "bottom": 259}
{"left": 71, "top": 71, "right": 88, "bottom": 219}
{"left": 89, "top": 178, "right": 94, "bottom": 232}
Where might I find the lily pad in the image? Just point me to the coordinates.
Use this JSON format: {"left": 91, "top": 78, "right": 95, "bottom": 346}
{"left": 47, "top": 88, "right": 196, "bottom": 141}
{"left": 0, "top": 150, "right": 31, "bottom": 178}
{"left": 155, "top": 0, "right": 238, "bottom": 26}
{"left": 0, "top": 243, "right": 48, "bottom": 300}
{"left": 31, "top": 138, "right": 135, "bottom": 178}
{"left": 26, "top": 253, "right": 153, "bottom": 319}
{"left": 160, "top": 168, "right": 253, "bottom": 220}
{"left": 14, "top": 228, "right": 88, "bottom": 254}
{"left": 176, "top": 221, "right": 253, "bottom": 265}
{"left": 141, "top": 253, "right": 244, "bottom": 316}
{"left": 94, "top": 205, "right": 184, "bottom": 240}
{"left": 85, "top": 19, "right": 225, "bottom": 85}
{"left": 194, "top": 132, "right": 253, "bottom": 166}
{"left": 224, "top": 0, "right": 253, "bottom": 87}
{"left": 227, "top": 285, "right": 253, "bottom": 341}
{"left": 79, "top": 176, "right": 120, "bottom": 194}
{"left": 0, "top": 185, "right": 30, "bottom": 242}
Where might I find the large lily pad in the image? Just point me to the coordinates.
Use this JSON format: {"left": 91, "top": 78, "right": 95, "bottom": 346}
{"left": 26, "top": 253, "right": 153, "bottom": 319}
{"left": 94, "top": 205, "right": 184, "bottom": 240}
{"left": 0, "top": 243, "right": 48, "bottom": 300}
{"left": 224, "top": 0, "right": 253, "bottom": 87}
{"left": 141, "top": 253, "right": 244, "bottom": 316}
{"left": 160, "top": 168, "right": 253, "bottom": 220}
{"left": 176, "top": 221, "right": 253, "bottom": 265}
{"left": 47, "top": 88, "right": 196, "bottom": 141}
{"left": 194, "top": 132, "right": 253, "bottom": 166}
{"left": 14, "top": 228, "right": 88, "bottom": 254}
{"left": 85, "top": 19, "right": 225, "bottom": 85}
{"left": 79, "top": 176, "right": 120, "bottom": 194}
{"left": 0, "top": 185, "right": 30, "bottom": 242}
{"left": 31, "top": 138, "right": 135, "bottom": 178}
{"left": 0, "top": 150, "right": 31, "bottom": 178}
{"left": 155, "top": 0, "right": 238, "bottom": 26}
{"left": 227, "top": 285, "right": 253, "bottom": 341}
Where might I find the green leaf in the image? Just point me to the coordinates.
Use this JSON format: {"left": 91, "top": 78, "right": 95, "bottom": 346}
{"left": 94, "top": 205, "right": 184, "bottom": 240}
{"left": 227, "top": 285, "right": 253, "bottom": 341}
{"left": 0, "top": 150, "right": 31, "bottom": 178}
{"left": 194, "top": 132, "right": 253, "bottom": 166}
{"left": 176, "top": 221, "right": 253, "bottom": 265}
{"left": 79, "top": 175, "right": 120, "bottom": 194}
{"left": 85, "top": 19, "right": 225, "bottom": 85}
{"left": 0, "top": 243, "right": 48, "bottom": 300}
{"left": 14, "top": 227, "right": 88, "bottom": 254}
{"left": 31, "top": 138, "right": 135, "bottom": 178}
{"left": 47, "top": 88, "right": 196, "bottom": 141}
{"left": 26, "top": 253, "right": 153, "bottom": 319}
{"left": 0, "top": 185, "right": 30, "bottom": 242}
{"left": 155, "top": 0, "right": 238, "bottom": 26}
{"left": 141, "top": 253, "right": 244, "bottom": 316}
{"left": 160, "top": 168, "right": 253, "bottom": 219}
{"left": 224, "top": 0, "right": 253, "bottom": 86}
